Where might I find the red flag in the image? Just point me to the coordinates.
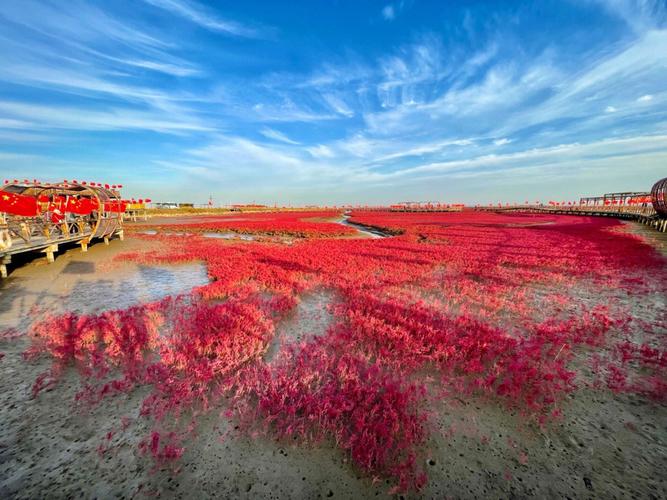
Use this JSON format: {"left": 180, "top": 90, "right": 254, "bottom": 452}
{"left": 0, "top": 191, "right": 39, "bottom": 216}
{"left": 65, "top": 196, "right": 96, "bottom": 215}
{"left": 104, "top": 200, "right": 127, "bottom": 213}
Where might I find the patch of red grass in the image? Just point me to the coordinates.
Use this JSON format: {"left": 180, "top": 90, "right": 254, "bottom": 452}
{"left": 128, "top": 210, "right": 355, "bottom": 238}
{"left": 19, "top": 210, "right": 667, "bottom": 492}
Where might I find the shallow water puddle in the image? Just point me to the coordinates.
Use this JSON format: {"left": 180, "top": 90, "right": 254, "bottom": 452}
{"left": 59, "top": 263, "right": 210, "bottom": 315}
{"left": 139, "top": 230, "right": 255, "bottom": 241}
{"left": 203, "top": 232, "right": 255, "bottom": 241}
{"left": 337, "top": 217, "right": 387, "bottom": 238}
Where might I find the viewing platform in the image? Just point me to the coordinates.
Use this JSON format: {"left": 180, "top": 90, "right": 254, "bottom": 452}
{"left": 475, "top": 177, "right": 667, "bottom": 233}
{"left": 0, "top": 181, "right": 125, "bottom": 278}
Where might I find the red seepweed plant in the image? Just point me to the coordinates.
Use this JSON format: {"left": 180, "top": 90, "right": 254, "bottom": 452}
{"left": 128, "top": 210, "right": 356, "bottom": 238}
{"left": 19, "top": 210, "right": 667, "bottom": 492}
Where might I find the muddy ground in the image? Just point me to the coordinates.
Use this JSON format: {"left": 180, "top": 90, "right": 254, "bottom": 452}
{"left": 0, "top": 223, "right": 666, "bottom": 499}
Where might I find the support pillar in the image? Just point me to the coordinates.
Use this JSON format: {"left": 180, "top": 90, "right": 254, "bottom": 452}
{"left": 104, "top": 236, "right": 110, "bottom": 245}
{"left": 43, "top": 244, "right": 58, "bottom": 263}
{"left": 0, "top": 256, "right": 9, "bottom": 279}
{"left": 80, "top": 241, "right": 88, "bottom": 252}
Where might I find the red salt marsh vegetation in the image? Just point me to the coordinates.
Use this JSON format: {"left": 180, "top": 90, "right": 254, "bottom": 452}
{"left": 128, "top": 210, "right": 357, "bottom": 238}
{"left": 5, "top": 210, "right": 667, "bottom": 495}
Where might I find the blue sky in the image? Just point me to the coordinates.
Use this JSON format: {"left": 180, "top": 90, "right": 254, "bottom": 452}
{"left": 0, "top": 0, "right": 666, "bottom": 205}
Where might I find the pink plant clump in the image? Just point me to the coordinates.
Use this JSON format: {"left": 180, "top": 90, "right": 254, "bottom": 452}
{"left": 19, "top": 210, "right": 667, "bottom": 492}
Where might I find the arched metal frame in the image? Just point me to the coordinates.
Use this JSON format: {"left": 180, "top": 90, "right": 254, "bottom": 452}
{"left": 651, "top": 177, "right": 667, "bottom": 218}
{"left": 0, "top": 182, "right": 123, "bottom": 247}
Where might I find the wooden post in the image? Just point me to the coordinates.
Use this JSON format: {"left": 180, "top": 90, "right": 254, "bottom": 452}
{"left": 0, "top": 255, "right": 9, "bottom": 278}
{"left": 80, "top": 241, "right": 88, "bottom": 252}
{"left": 118, "top": 230, "right": 124, "bottom": 241}
{"left": 43, "top": 244, "right": 58, "bottom": 263}
{"left": 20, "top": 222, "right": 30, "bottom": 241}
{"left": 104, "top": 236, "right": 110, "bottom": 245}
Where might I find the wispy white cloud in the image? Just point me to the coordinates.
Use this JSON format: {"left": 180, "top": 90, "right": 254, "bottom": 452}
{"left": 493, "top": 138, "right": 512, "bottom": 146}
{"left": 369, "top": 138, "right": 475, "bottom": 163}
{"left": 322, "top": 94, "right": 355, "bottom": 117}
{"left": 364, "top": 134, "right": 667, "bottom": 183}
{"left": 1, "top": 64, "right": 174, "bottom": 103}
{"left": 306, "top": 145, "right": 335, "bottom": 158}
{"left": 0, "top": 1, "right": 170, "bottom": 49}
{"left": 0, "top": 151, "right": 42, "bottom": 162}
{"left": 107, "top": 58, "right": 201, "bottom": 77}
{"left": 589, "top": 0, "right": 667, "bottom": 33}
{"left": 0, "top": 130, "right": 53, "bottom": 143}
{"left": 142, "top": 0, "right": 266, "bottom": 38}
{"left": 0, "top": 101, "right": 213, "bottom": 133}
{"left": 382, "top": 1, "right": 409, "bottom": 22}
{"left": 250, "top": 101, "right": 338, "bottom": 123}
{"left": 260, "top": 128, "right": 300, "bottom": 144}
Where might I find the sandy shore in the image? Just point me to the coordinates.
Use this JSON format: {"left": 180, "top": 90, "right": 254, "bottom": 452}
{"left": 1, "top": 228, "right": 666, "bottom": 498}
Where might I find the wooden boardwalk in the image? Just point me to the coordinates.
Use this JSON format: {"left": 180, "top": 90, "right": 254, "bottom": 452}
{"left": 0, "top": 220, "right": 123, "bottom": 278}
{"left": 475, "top": 205, "right": 667, "bottom": 232}
{"left": 0, "top": 181, "right": 128, "bottom": 278}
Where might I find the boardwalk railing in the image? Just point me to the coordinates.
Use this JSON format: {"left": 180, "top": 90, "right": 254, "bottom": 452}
{"left": 474, "top": 204, "right": 667, "bottom": 232}
{"left": 0, "top": 213, "right": 124, "bottom": 278}
{"left": 0, "top": 182, "right": 125, "bottom": 278}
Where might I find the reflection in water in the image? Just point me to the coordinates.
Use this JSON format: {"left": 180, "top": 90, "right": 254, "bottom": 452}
{"left": 338, "top": 217, "right": 387, "bottom": 238}
{"left": 62, "top": 263, "right": 210, "bottom": 315}
{"left": 138, "top": 230, "right": 255, "bottom": 241}
{"left": 203, "top": 232, "right": 255, "bottom": 241}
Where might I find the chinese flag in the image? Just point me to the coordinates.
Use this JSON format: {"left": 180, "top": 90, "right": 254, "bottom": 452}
{"left": 104, "top": 200, "right": 127, "bottom": 213}
{"left": 65, "top": 197, "right": 96, "bottom": 215}
{"left": 0, "top": 191, "right": 39, "bottom": 216}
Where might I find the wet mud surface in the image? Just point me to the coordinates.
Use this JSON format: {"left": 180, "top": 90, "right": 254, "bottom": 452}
{"left": 265, "top": 289, "right": 336, "bottom": 362}
{"left": 0, "top": 238, "right": 208, "bottom": 330}
{"left": 625, "top": 220, "right": 667, "bottom": 256}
